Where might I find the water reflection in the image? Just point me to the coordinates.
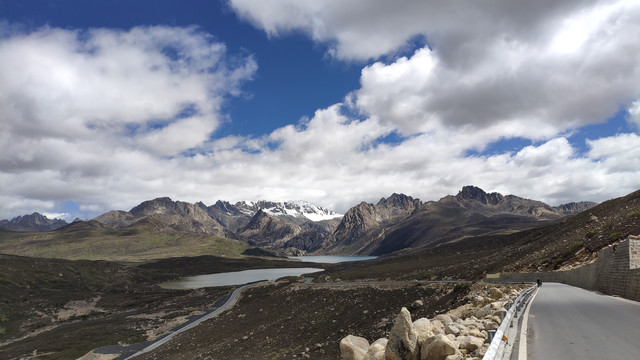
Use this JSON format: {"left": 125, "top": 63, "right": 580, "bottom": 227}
{"left": 288, "top": 255, "right": 377, "bottom": 263}
{"left": 161, "top": 267, "right": 323, "bottom": 289}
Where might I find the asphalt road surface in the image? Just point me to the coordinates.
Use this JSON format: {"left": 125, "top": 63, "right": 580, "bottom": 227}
{"left": 527, "top": 282, "right": 640, "bottom": 360}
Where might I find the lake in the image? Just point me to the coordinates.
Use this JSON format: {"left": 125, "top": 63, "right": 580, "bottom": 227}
{"left": 288, "top": 255, "right": 377, "bottom": 263}
{"left": 160, "top": 267, "right": 324, "bottom": 289}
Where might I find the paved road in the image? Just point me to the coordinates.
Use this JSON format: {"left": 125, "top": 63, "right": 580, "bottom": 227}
{"left": 90, "top": 283, "right": 258, "bottom": 359}
{"left": 527, "top": 282, "right": 640, "bottom": 360}
{"left": 124, "top": 283, "right": 253, "bottom": 359}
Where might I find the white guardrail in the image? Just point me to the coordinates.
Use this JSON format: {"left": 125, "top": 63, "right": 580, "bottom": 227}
{"left": 482, "top": 285, "right": 537, "bottom": 360}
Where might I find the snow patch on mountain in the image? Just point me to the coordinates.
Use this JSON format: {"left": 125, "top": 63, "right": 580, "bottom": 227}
{"left": 266, "top": 200, "right": 343, "bottom": 222}
{"left": 235, "top": 200, "right": 342, "bottom": 221}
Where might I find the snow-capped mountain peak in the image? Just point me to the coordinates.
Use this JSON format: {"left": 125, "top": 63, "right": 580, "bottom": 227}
{"left": 234, "top": 200, "right": 342, "bottom": 221}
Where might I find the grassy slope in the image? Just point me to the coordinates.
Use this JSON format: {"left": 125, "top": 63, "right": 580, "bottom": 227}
{"left": 0, "top": 224, "right": 249, "bottom": 261}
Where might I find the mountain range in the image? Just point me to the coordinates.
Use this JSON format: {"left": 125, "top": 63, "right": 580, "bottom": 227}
{"left": 0, "top": 212, "right": 68, "bottom": 232}
{"left": 0, "top": 186, "right": 597, "bottom": 256}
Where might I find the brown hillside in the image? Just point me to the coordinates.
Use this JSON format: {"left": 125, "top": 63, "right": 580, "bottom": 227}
{"left": 322, "top": 189, "right": 640, "bottom": 281}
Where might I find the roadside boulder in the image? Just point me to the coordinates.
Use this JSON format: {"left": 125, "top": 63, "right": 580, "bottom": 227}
{"left": 483, "top": 320, "right": 499, "bottom": 331}
{"left": 385, "top": 307, "right": 418, "bottom": 360}
{"left": 475, "top": 304, "right": 492, "bottom": 319}
{"left": 420, "top": 334, "right": 456, "bottom": 360}
{"left": 364, "top": 339, "right": 388, "bottom": 360}
{"left": 458, "top": 336, "right": 484, "bottom": 352}
{"left": 413, "top": 318, "right": 431, "bottom": 329}
{"left": 412, "top": 300, "right": 424, "bottom": 309}
{"left": 444, "top": 354, "right": 464, "bottom": 360}
{"left": 489, "top": 288, "right": 504, "bottom": 300}
{"left": 341, "top": 335, "right": 370, "bottom": 360}
{"left": 413, "top": 318, "right": 434, "bottom": 346}
{"left": 467, "top": 328, "right": 485, "bottom": 339}
{"left": 444, "top": 324, "right": 460, "bottom": 336}
{"left": 434, "top": 314, "right": 453, "bottom": 325}
{"left": 447, "top": 303, "right": 475, "bottom": 319}
{"left": 430, "top": 320, "right": 445, "bottom": 334}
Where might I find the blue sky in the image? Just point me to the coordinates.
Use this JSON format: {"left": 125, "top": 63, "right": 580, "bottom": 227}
{"left": 1, "top": 0, "right": 639, "bottom": 220}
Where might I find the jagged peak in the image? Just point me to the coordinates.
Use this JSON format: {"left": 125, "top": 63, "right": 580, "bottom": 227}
{"left": 347, "top": 202, "right": 376, "bottom": 213}
{"left": 10, "top": 212, "right": 48, "bottom": 221}
{"left": 130, "top": 197, "right": 174, "bottom": 212}
{"left": 0, "top": 212, "right": 68, "bottom": 232}
{"left": 554, "top": 201, "right": 598, "bottom": 215}
{"left": 377, "top": 193, "right": 418, "bottom": 207}
{"left": 456, "top": 186, "right": 503, "bottom": 205}
{"left": 243, "top": 209, "right": 274, "bottom": 230}
{"left": 146, "top": 197, "right": 174, "bottom": 203}
{"left": 209, "top": 200, "right": 242, "bottom": 215}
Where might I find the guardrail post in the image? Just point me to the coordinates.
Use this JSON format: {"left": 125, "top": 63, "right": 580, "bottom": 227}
{"left": 487, "top": 330, "right": 496, "bottom": 343}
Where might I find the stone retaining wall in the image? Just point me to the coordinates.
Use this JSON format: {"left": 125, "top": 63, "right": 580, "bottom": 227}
{"left": 487, "top": 236, "right": 640, "bottom": 302}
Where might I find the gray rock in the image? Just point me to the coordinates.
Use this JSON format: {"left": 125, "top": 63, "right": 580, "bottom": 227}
{"left": 364, "top": 343, "right": 387, "bottom": 360}
{"left": 431, "top": 320, "right": 445, "bottom": 332}
{"left": 444, "top": 324, "right": 461, "bottom": 336}
{"left": 475, "top": 304, "right": 493, "bottom": 318}
{"left": 421, "top": 334, "right": 456, "bottom": 360}
{"left": 458, "top": 336, "right": 484, "bottom": 352}
{"left": 434, "top": 314, "right": 453, "bottom": 325}
{"left": 385, "top": 307, "right": 418, "bottom": 360}
{"left": 413, "top": 318, "right": 431, "bottom": 329}
{"left": 489, "top": 288, "right": 504, "bottom": 300}
{"left": 341, "top": 335, "right": 370, "bottom": 360}
{"left": 467, "top": 328, "right": 485, "bottom": 339}
{"left": 444, "top": 354, "right": 464, "bottom": 360}
{"left": 413, "top": 318, "right": 435, "bottom": 346}
{"left": 372, "top": 338, "right": 389, "bottom": 347}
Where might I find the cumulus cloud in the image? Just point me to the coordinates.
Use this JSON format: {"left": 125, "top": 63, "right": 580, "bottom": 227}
{"left": 230, "top": 0, "right": 640, "bottom": 140}
{"left": 3, "top": 1, "right": 640, "bottom": 220}
{"left": 228, "top": 0, "right": 621, "bottom": 61}
{"left": 0, "top": 25, "right": 256, "bottom": 154}
{"left": 0, "top": 25, "right": 257, "bottom": 218}
{"left": 219, "top": 0, "right": 640, "bottom": 208}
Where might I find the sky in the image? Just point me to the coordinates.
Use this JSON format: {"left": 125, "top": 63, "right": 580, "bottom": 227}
{"left": 1, "top": 0, "right": 640, "bottom": 221}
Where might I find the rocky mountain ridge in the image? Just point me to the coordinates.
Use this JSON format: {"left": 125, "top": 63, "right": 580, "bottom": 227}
{"left": 0, "top": 213, "right": 68, "bottom": 232}
{"left": 1, "top": 187, "right": 598, "bottom": 256}
{"left": 321, "top": 186, "right": 597, "bottom": 255}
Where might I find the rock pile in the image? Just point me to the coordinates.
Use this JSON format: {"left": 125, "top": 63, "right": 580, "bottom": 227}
{"left": 340, "top": 286, "right": 520, "bottom": 360}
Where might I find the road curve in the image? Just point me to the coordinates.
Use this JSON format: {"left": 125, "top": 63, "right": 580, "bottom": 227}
{"left": 125, "top": 283, "right": 254, "bottom": 359}
{"left": 526, "top": 282, "right": 640, "bottom": 360}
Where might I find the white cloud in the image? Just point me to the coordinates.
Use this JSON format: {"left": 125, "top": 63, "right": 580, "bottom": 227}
{"left": 231, "top": 0, "right": 640, "bottom": 141}
{"left": 629, "top": 100, "right": 640, "bottom": 130}
{"left": 3, "top": 2, "right": 640, "bottom": 220}
{"left": 228, "top": 0, "right": 614, "bottom": 61}
{"left": 587, "top": 133, "right": 640, "bottom": 173}
{"left": 0, "top": 25, "right": 257, "bottom": 219}
{"left": 0, "top": 25, "right": 256, "bottom": 152}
